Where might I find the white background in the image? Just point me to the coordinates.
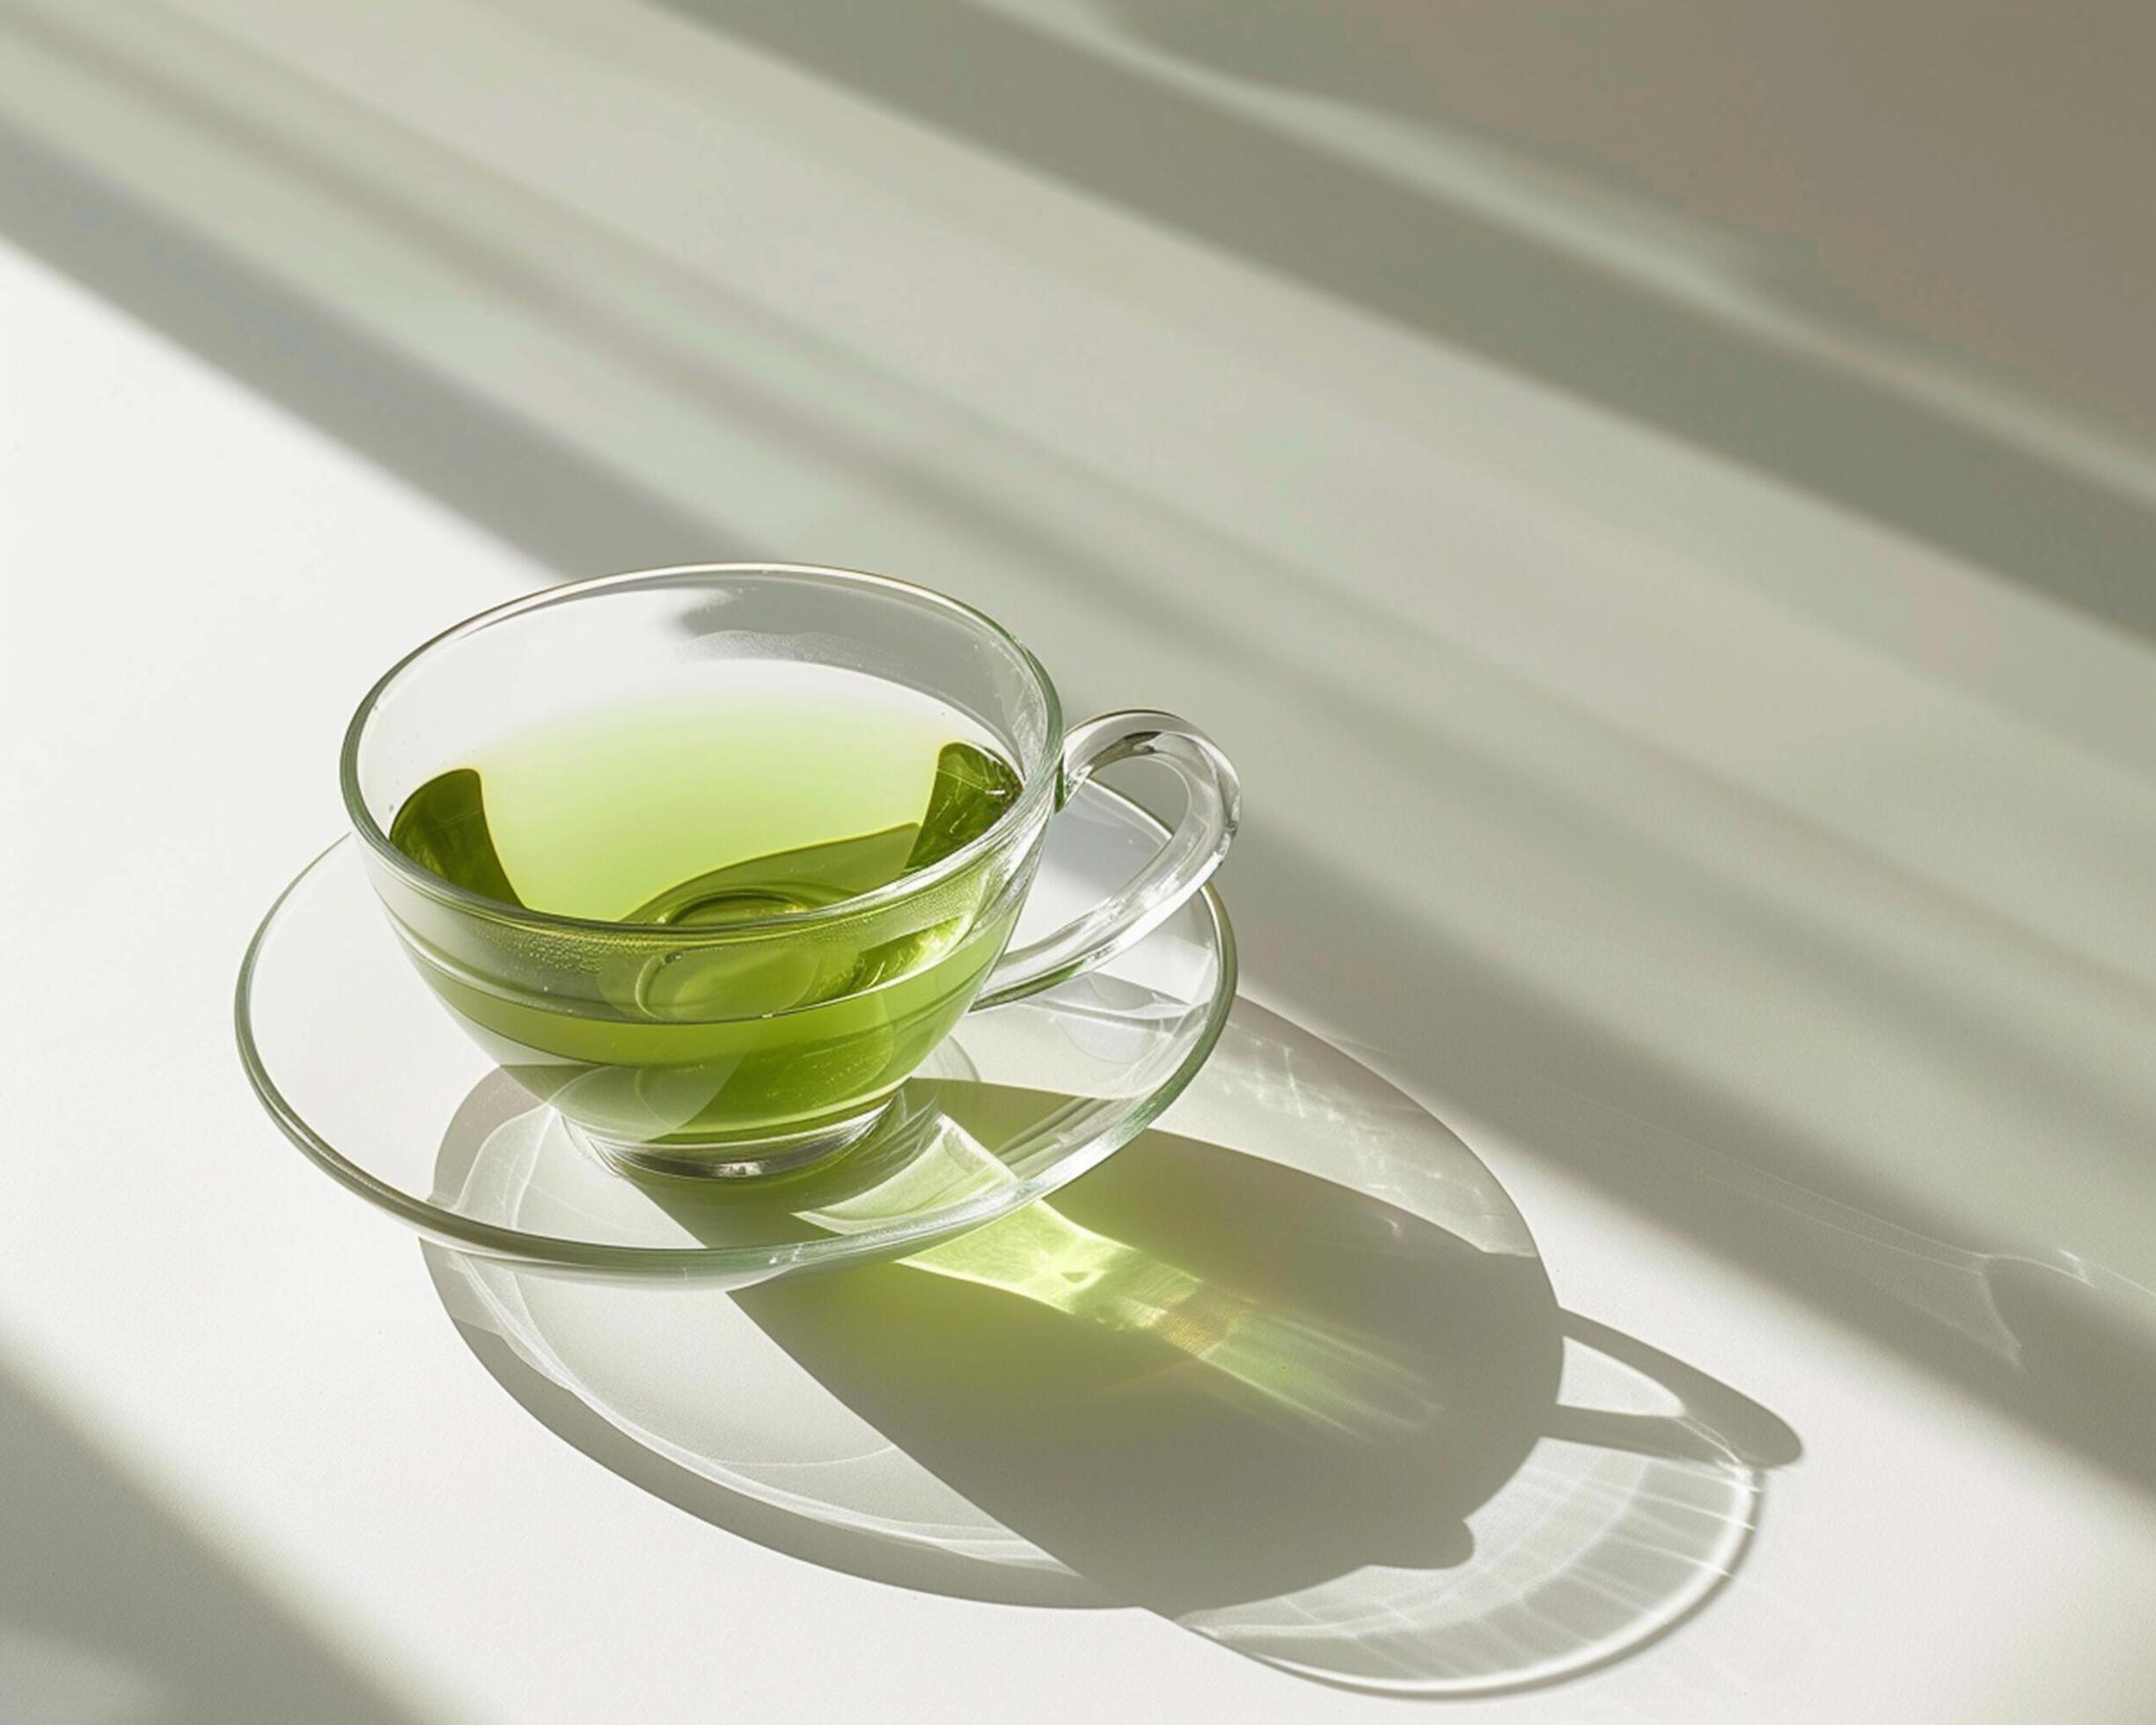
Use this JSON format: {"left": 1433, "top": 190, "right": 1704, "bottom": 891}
{"left": 5, "top": 1, "right": 2156, "bottom": 1718}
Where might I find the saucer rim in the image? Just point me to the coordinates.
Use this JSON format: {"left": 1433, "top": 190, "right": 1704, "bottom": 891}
{"left": 236, "top": 784, "right": 1237, "bottom": 1279}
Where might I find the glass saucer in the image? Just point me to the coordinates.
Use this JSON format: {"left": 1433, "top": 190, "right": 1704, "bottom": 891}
{"left": 237, "top": 782, "right": 1235, "bottom": 1283}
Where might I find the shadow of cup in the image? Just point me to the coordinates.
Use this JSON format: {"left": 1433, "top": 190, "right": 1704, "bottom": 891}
{"left": 426, "top": 1002, "right": 1796, "bottom": 1696}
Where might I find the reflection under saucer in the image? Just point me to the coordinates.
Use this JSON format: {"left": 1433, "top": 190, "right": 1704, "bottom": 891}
{"left": 426, "top": 1000, "right": 1796, "bottom": 1697}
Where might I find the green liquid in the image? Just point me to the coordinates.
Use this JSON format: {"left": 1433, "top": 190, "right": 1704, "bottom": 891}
{"left": 381, "top": 672, "right": 1027, "bottom": 1158}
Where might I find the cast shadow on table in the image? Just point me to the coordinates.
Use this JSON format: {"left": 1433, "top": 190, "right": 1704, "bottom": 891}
{"left": 663, "top": 0, "right": 2156, "bottom": 646}
{"left": 9, "top": 1, "right": 2152, "bottom": 655}
{"left": 0, "top": 106, "right": 724, "bottom": 582}
{"left": 424, "top": 1006, "right": 1798, "bottom": 1699}
{"left": 0, "top": 1366, "right": 411, "bottom": 1723}
{"left": 1228, "top": 840, "right": 2156, "bottom": 1506}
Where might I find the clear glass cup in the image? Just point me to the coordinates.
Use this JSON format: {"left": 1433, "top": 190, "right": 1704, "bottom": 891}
{"left": 342, "top": 564, "right": 1239, "bottom": 1178}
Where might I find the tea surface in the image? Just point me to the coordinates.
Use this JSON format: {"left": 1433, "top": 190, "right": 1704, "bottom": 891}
{"left": 389, "top": 667, "right": 1022, "bottom": 923}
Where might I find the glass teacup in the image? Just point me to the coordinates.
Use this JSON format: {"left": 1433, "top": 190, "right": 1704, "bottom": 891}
{"left": 343, "top": 564, "right": 1239, "bottom": 1178}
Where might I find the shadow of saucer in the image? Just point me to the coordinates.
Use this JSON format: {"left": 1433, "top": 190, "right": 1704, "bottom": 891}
{"left": 423, "top": 1002, "right": 1797, "bottom": 1697}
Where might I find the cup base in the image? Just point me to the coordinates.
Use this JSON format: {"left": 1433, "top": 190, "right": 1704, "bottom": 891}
{"left": 561, "top": 1103, "right": 891, "bottom": 1183}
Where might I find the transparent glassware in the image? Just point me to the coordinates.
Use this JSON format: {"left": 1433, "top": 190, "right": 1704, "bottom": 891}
{"left": 339, "top": 564, "right": 1239, "bottom": 1178}
{"left": 237, "top": 779, "right": 1235, "bottom": 1280}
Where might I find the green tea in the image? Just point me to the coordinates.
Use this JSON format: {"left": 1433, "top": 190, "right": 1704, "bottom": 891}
{"left": 379, "top": 668, "right": 1030, "bottom": 1165}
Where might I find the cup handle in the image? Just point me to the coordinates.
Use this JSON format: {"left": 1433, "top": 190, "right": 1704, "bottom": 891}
{"left": 973, "top": 710, "right": 1240, "bottom": 1009}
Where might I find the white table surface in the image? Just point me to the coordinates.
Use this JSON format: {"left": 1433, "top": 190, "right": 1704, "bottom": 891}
{"left": 7, "top": 3, "right": 2156, "bottom": 1719}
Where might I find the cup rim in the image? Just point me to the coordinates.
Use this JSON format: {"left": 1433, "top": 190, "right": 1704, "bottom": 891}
{"left": 340, "top": 562, "right": 1064, "bottom": 940}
